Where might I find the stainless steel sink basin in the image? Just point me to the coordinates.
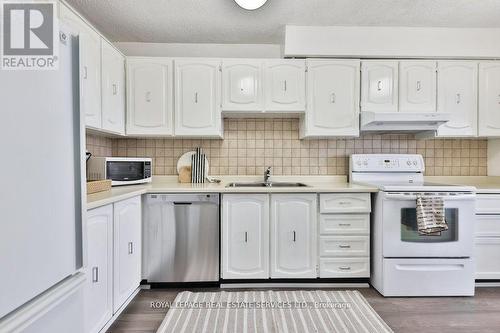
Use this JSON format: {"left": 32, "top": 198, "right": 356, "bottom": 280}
{"left": 226, "top": 182, "right": 309, "bottom": 188}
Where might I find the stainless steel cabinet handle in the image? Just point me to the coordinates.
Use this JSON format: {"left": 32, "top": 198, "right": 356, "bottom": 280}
{"left": 339, "top": 244, "right": 351, "bottom": 249}
{"left": 244, "top": 232, "right": 248, "bottom": 243}
{"left": 92, "top": 266, "right": 99, "bottom": 283}
{"left": 416, "top": 80, "right": 421, "bottom": 91}
{"left": 377, "top": 80, "right": 382, "bottom": 91}
{"left": 339, "top": 266, "right": 351, "bottom": 271}
{"left": 83, "top": 66, "right": 88, "bottom": 80}
{"left": 456, "top": 93, "right": 461, "bottom": 104}
{"left": 146, "top": 91, "right": 151, "bottom": 102}
{"left": 284, "top": 80, "right": 287, "bottom": 92}
{"left": 498, "top": 94, "right": 500, "bottom": 104}
{"left": 331, "top": 92, "right": 336, "bottom": 103}
{"left": 338, "top": 201, "right": 351, "bottom": 205}
{"left": 128, "top": 242, "right": 133, "bottom": 254}
{"left": 194, "top": 92, "right": 198, "bottom": 103}
{"left": 293, "top": 231, "right": 296, "bottom": 242}
{"left": 112, "top": 84, "right": 117, "bottom": 95}
{"left": 338, "top": 223, "right": 352, "bottom": 227}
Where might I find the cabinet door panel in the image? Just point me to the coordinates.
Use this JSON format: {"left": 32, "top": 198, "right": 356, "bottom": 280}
{"left": 59, "top": 4, "right": 102, "bottom": 129}
{"left": 302, "top": 60, "right": 360, "bottom": 137}
{"left": 127, "top": 58, "right": 173, "bottom": 136}
{"left": 85, "top": 205, "right": 113, "bottom": 333}
{"left": 101, "top": 41, "right": 125, "bottom": 135}
{"left": 437, "top": 61, "right": 478, "bottom": 137}
{"left": 222, "top": 60, "right": 263, "bottom": 111}
{"left": 222, "top": 194, "right": 269, "bottom": 279}
{"left": 399, "top": 61, "right": 436, "bottom": 113}
{"left": 264, "top": 60, "right": 305, "bottom": 111}
{"left": 361, "top": 61, "right": 398, "bottom": 112}
{"left": 174, "top": 59, "right": 222, "bottom": 137}
{"left": 113, "top": 196, "right": 141, "bottom": 313}
{"left": 270, "top": 194, "right": 317, "bottom": 278}
{"left": 479, "top": 62, "right": 500, "bottom": 137}
{"left": 475, "top": 237, "right": 500, "bottom": 280}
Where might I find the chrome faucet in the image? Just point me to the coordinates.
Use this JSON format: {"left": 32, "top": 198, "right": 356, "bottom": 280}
{"left": 264, "top": 166, "right": 272, "bottom": 184}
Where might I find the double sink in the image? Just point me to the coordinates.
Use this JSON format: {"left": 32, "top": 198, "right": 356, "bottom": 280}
{"left": 226, "top": 182, "right": 309, "bottom": 188}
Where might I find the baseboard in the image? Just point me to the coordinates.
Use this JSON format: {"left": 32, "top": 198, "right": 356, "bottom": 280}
{"left": 220, "top": 283, "right": 370, "bottom": 289}
{"left": 99, "top": 287, "right": 140, "bottom": 333}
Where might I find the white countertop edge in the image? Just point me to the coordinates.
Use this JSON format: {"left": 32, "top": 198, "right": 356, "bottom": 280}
{"left": 86, "top": 175, "right": 379, "bottom": 210}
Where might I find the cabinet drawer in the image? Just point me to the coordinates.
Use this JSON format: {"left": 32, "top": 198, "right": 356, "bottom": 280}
{"left": 319, "top": 236, "right": 370, "bottom": 257}
{"left": 320, "top": 193, "right": 371, "bottom": 213}
{"left": 319, "top": 214, "right": 370, "bottom": 235}
{"left": 476, "top": 195, "right": 500, "bottom": 214}
{"left": 476, "top": 215, "right": 500, "bottom": 237}
{"left": 320, "top": 258, "right": 370, "bottom": 278}
{"left": 475, "top": 237, "right": 500, "bottom": 280}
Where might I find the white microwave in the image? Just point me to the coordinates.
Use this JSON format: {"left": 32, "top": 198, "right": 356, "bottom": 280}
{"left": 87, "top": 157, "right": 152, "bottom": 186}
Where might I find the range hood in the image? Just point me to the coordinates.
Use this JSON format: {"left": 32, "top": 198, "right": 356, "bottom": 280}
{"left": 360, "top": 111, "right": 451, "bottom": 135}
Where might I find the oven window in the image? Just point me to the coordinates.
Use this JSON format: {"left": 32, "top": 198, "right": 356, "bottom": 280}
{"left": 107, "top": 162, "right": 144, "bottom": 181}
{"left": 401, "top": 208, "right": 459, "bottom": 242}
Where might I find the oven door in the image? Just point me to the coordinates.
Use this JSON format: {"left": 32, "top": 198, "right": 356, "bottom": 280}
{"left": 382, "top": 192, "right": 475, "bottom": 258}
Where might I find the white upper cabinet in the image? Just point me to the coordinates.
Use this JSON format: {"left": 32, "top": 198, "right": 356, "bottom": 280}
{"left": 479, "top": 62, "right": 500, "bottom": 137}
{"left": 222, "top": 194, "right": 269, "bottom": 279}
{"left": 361, "top": 61, "right": 399, "bottom": 112}
{"left": 222, "top": 59, "right": 263, "bottom": 112}
{"left": 264, "top": 60, "right": 306, "bottom": 112}
{"left": 126, "top": 58, "right": 173, "bottom": 136}
{"left": 301, "top": 59, "right": 360, "bottom": 137}
{"left": 399, "top": 61, "right": 437, "bottom": 113}
{"left": 437, "top": 61, "right": 478, "bottom": 137}
{"left": 85, "top": 205, "right": 113, "bottom": 333}
{"left": 270, "top": 194, "right": 317, "bottom": 279}
{"left": 101, "top": 41, "right": 125, "bottom": 135}
{"left": 174, "top": 59, "right": 222, "bottom": 137}
{"left": 113, "top": 197, "right": 141, "bottom": 313}
{"left": 59, "top": 4, "right": 102, "bottom": 129}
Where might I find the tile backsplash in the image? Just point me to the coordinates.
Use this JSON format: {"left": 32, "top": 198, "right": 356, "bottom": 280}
{"left": 101, "top": 119, "right": 487, "bottom": 177}
{"left": 86, "top": 133, "right": 113, "bottom": 157}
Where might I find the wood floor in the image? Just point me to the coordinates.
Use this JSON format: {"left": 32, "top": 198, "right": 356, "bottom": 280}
{"left": 107, "top": 287, "right": 500, "bottom": 333}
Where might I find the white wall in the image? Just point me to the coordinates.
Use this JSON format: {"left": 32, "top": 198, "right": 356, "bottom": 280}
{"left": 114, "top": 42, "right": 282, "bottom": 58}
{"left": 284, "top": 26, "right": 500, "bottom": 59}
{"left": 488, "top": 139, "right": 500, "bottom": 176}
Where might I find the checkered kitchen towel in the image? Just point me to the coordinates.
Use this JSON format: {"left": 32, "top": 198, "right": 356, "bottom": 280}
{"left": 416, "top": 195, "right": 448, "bottom": 235}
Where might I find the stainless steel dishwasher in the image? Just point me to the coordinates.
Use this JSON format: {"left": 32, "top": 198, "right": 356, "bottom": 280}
{"left": 143, "top": 194, "right": 219, "bottom": 283}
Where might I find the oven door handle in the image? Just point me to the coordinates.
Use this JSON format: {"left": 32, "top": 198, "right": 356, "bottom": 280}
{"left": 384, "top": 193, "right": 476, "bottom": 201}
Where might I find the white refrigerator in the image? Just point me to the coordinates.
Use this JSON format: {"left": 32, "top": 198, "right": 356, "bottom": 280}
{"left": 0, "top": 27, "right": 86, "bottom": 333}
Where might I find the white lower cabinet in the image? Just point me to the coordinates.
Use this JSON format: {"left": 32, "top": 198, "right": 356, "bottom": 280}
{"left": 85, "top": 196, "right": 141, "bottom": 333}
{"left": 475, "top": 212, "right": 500, "bottom": 280}
{"left": 85, "top": 205, "right": 113, "bottom": 333}
{"left": 318, "top": 193, "right": 371, "bottom": 278}
{"left": 270, "top": 194, "right": 317, "bottom": 278}
{"left": 113, "top": 196, "right": 142, "bottom": 313}
{"left": 222, "top": 194, "right": 269, "bottom": 279}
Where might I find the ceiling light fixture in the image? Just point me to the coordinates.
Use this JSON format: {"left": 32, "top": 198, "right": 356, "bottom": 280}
{"left": 234, "top": 0, "right": 268, "bottom": 10}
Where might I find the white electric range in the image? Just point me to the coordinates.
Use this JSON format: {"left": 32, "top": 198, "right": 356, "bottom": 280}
{"left": 350, "top": 154, "right": 477, "bottom": 297}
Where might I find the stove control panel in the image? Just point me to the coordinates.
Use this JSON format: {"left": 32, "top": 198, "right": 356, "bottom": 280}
{"left": 350, "top": 154, "right": 425, "bottom": 172}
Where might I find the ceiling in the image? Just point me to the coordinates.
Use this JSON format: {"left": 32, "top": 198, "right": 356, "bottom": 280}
{"left": 66, "top": 0, "right": 500, "bottom": 44}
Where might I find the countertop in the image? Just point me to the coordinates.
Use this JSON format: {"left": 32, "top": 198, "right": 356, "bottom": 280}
{"left": 87, "top": 176, "right": 379, "bottom": 210}
{"left": 87, "top": 175, "right": 500, "bottom": 210}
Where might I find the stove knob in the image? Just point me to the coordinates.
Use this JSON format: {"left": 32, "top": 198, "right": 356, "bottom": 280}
{"left": 363, "top": 160, "right": 368, "bottom": 166}
{"left": 356, "top": 160, "right": 362, "bottom": 166}
{"left": 413, "top": 160, "right": 418, "bottom": 166}
{"left": 406, "top": 160, "right": 411, "bottom": 166}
